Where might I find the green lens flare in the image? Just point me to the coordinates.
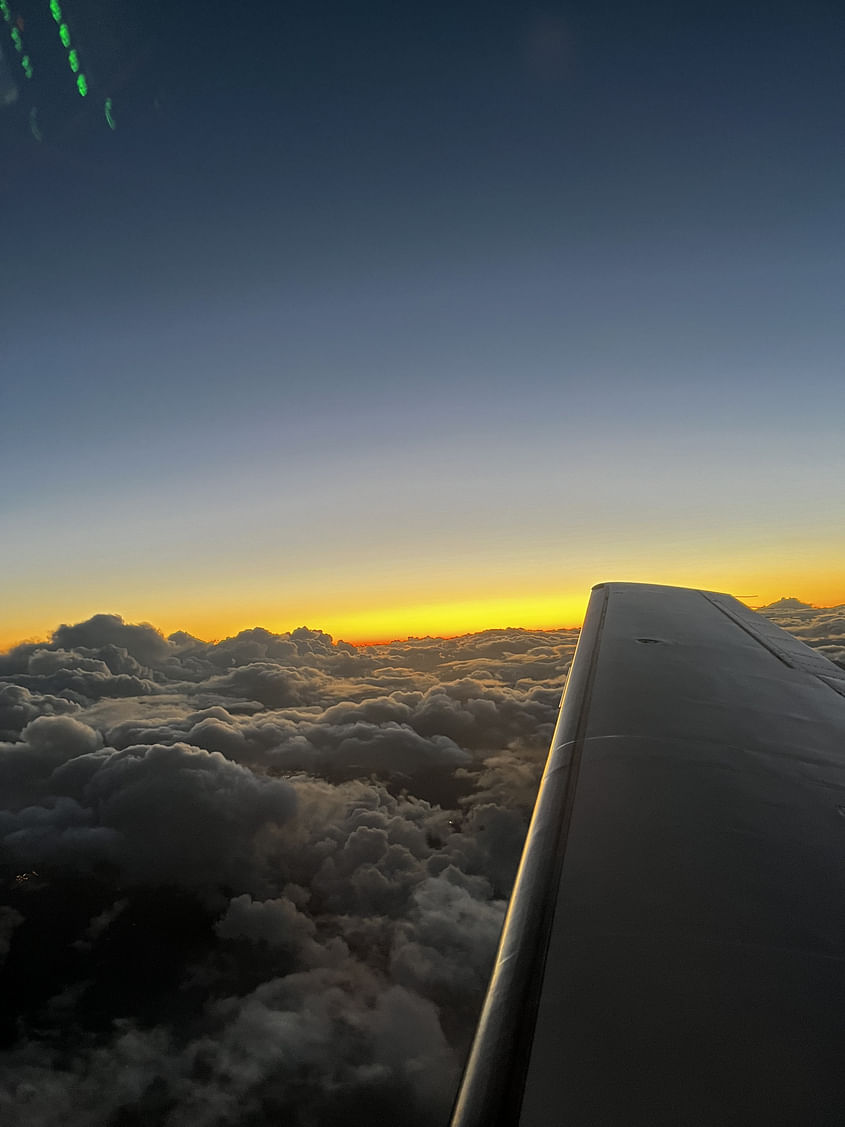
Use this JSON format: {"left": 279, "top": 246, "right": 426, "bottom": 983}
{"left": 11, "top": 26, "right": 21, "bottom": 50}
{"left": 50, "top": 0, "right": 62, "bottom": 22}
{"left": 76, "top": 72, "right": 87, "bottom": 96}
{"left": 22, "top": 54, "right": 32, "bottom": 78}
{"left": 68, "top": 47, "right": 78, "bottom": 72}
{"left": 29, "top": 106, "right": 42, "bottom": 141}
{"left": 0, "top": 1, "right": 10, "bottom": 24}
{"left": 104, "top": 97, "right": 116, "bottom": 129}
{"left": 59, "top": 21, "right": 70, "bottom": 47}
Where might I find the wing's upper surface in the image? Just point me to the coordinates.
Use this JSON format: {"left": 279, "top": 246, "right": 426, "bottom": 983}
{"left": 451, "top": 582, "right": 845, "bottom": 1127}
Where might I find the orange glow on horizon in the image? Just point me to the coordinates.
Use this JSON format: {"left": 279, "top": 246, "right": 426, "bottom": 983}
{"left": 1, "top": 574, "right": 844, "bottom": 652}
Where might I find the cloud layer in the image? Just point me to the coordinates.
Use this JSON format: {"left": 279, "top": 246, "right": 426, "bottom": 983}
{"left": 0, "top": 614, "right": 577, "bottom": 1125}
{"left": 1, "top": 600, "right": 840, "bottom": 1124}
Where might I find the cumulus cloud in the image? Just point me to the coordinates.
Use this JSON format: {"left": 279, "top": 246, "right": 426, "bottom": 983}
{"left": 0, "top": 611, "right": 582, "bottom": 1125}
{"left": 51, "top": 614, "right": 172, "bottom": 668}
{"left": 0, "top": 715, "right": 103, "bottom": 808}
{"left": 0, "top": 683, "right": 80, "bottom": 741}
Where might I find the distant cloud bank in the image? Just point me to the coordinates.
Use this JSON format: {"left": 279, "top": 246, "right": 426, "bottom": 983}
{"left": 756, "top": 598, "right": 845, "bottom": 668}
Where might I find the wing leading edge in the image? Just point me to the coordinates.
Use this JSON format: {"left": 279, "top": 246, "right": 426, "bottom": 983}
{"left": 451, "top": 582, "right": 845, "bottom": 1127}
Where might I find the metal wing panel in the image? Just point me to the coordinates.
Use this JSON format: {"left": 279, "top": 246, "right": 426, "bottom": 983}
{"left": 451, "top": 582, "right": 845, "bottom": 1127}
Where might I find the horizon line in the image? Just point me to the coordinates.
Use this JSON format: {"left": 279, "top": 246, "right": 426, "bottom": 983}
{"left": 0, "top": 593, "right": 838, "bottom": 654}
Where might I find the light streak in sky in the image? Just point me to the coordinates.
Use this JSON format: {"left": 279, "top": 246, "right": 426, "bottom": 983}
{"left": 51, "top": 7, "right": 87, "bottom": 97}
{"left": 0, "top": 1, "right": 117, "bottom": 130}
{"left": 3, "top": 6, "right": 33, "bottom": 78}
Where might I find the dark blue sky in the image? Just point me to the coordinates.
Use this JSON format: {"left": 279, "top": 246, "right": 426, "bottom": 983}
{"left": 8, "top": 0, "right": 843, "bottom": 300}
{"left": 2, "top": 0, "right": 844, "bottom": 641}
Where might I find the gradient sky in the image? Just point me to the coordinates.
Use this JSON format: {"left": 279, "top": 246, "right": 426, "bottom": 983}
{"left": 1, "top": 0, "right": 843, "bottom": 645}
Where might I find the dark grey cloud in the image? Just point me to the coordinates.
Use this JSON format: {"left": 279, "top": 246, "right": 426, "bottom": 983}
{"left": 0, "top": 612, "right": 579, "bottom": 1125}
{"left": 41, "top": 741, "right": 299, "bottom": 890}
{"left": 52, "top": 614, "right": 172, "bottom": 668}
{"left": 0, "top": 907, "right": 23, "bottom": 967}
{"left": 0, "top": 715, "right": 103, "bottom": 808}
{"left": 0, "top": 683, "right": 81, "bottom": 741}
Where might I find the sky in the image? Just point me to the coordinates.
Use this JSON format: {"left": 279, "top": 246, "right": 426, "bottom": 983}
{"left": 1, "top": 0, "right": 843, "bottom": 645}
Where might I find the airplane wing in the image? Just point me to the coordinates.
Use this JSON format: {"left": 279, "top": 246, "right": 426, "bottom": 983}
{"left": 451, "top": 581, "right": 845, "bottom": 1126}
